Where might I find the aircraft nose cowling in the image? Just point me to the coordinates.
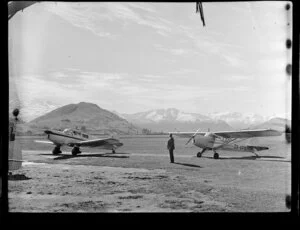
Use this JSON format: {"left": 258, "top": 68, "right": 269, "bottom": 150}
{"left": 194, "top": 135, "right": 215, "bottom": 149}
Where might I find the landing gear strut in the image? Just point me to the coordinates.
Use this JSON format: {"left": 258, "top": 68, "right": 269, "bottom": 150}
{"left": 252, "top": 149, "right": 260, "bottom": 158}
{"left": 196, "top": 148, "right": 206, "bottom": 158}
{"left": 52, "top": 146, "right": 62, "bottom": 155}
{"left": 72, "top": 146, "right": 81, "bottom": 156}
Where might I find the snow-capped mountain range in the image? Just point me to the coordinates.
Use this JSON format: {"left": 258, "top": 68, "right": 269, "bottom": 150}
{"left": 119, "top": 108, "right": 233, "bottom": 132}
{"left": 119, "top": 108, "right": 291, "bottom": 130}
{"left": 122, "top": 108, "right": 212, "bottom": 123}
{"left": 207, "top": 111, "right": 291, "bottom": 129}
{"left": 207, "top": 112, "right": 268, "bottom": 129}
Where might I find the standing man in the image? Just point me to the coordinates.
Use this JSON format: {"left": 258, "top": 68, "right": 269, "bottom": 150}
{"left": 167, "top": 134, "right": 175, "bottom": 163}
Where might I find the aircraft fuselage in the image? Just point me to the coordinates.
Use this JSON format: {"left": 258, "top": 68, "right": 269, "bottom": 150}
{"left": 44, "top": 129, "right": 123, "bottom": 151}
{"left": 45, "top": 130, "right": 86, "bottom": 146}
{"left": 193, "top": 133, "right": 268, "bottom": 153}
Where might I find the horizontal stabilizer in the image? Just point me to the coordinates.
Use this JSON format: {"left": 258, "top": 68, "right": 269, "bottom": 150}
{"left": 246, "top": 145, "right": 269, "bottom": 151}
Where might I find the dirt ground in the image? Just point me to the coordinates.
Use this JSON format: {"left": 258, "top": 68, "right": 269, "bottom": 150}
{"left": 8, "top": 145, "right": 291, "bottom": 212}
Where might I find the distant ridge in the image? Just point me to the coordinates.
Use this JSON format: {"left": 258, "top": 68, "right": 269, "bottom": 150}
{"left": 252, "top": 117, "right": 291, "bottom": 132}
{"left": 121, "top": 108, "right": 234, "bottom": 132}
{"left": 117, "top": 109, "right": 291, "bottom": 132}
{"left": 18, "top": 103, "right": 291, "bottom": 135}
{"left": 27, "top": 102, "right": 139, "bottom": 135}
{"left": 207, "top": 112, "right": 268, "bottom": 129}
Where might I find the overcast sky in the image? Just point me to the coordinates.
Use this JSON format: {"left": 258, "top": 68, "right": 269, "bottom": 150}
{"left": 9, "top": 2, "right": 292, "bottom": 118}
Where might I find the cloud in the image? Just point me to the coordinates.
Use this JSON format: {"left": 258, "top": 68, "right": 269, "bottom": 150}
{"left": 79, "top": 71, "right": 124, "bottom": 81}
{"left": 126, "top": 3, "right": 157, "bottom": 13}
{"left": 156, "top": 46, "right": 186, "bottom": 56}
{"left": 14, "top": 71, "right": 128, "bottom": 103}
{"left": 64, "top": 68, "right": 80, "bottom": 72}
{"left": 221, "top": 54, "right": 244, "bottom": 67}
{"left": 258, "top": 57, "right": 287, "bottom": 75}
{"left": 49, "top": 71, "right": 67, "bottom": 78}
{"left": 168, "top": 68, "right": 199, "bottom": 75}
{"left": 43, "top": 71, "right": 220, "bottom": 105}
{"left": 44, "top": 1, "right": 247, "bottom": 64}
{"left": 44, "top": 71, "right": 83, "bottom": 87}
{"left": 153, "top": 43, "right": 201, "bottom": 58}
{"left": 170, "top": 49, "right": 187, "bottom": 55}
{"left": 105, "top": 3, "right": 141, "bottom": 22}
{"left": 44, "top": 2, "right": 173, "bottom": 38}
{"left": 226, "top": 86, "right": 251, "bottom": 92}
{"left": 12, "top": 74, "right": 79, "bottom": 109}
{"left": 138, "top": 15, "right": 173, "bottom": 35}
{"left": 103, "top": 3, "right": 173, "bottom": 36}
{"left": 178, "top": 25, "right": 245, "bottom": 67}
{"left": 10, "top": 71, "right": 128, "bottom": 117}
{"left": 223, "top": 75, "right": 251, "bottom": 82}
{"left": 44, "top": 2, "right": 113, "bottom": 37}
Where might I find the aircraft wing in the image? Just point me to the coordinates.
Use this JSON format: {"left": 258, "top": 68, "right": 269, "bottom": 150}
{"left": 35, "top": 140, "right": 55, "bottom": 145}
{"left": 77, "top": 138, "right": 123, "bottom": 147}
{"left": 171, "top": 129, "right": 282, "bottom": 139}
{"left": 213, "top": 129, "right": 282, "bottom": 139}
{"left": 170, "top": 132, "right": 206, "bottom": 138}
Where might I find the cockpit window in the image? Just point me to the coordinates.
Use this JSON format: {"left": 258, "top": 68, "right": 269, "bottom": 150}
{"left": 63, "top": 129, "right": 73, "bottom": 135}
{"left": 63, "top": 129, "right": 87, "bottom": 138}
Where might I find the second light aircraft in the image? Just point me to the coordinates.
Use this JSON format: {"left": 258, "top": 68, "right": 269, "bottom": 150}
{"left": 35, "top": 128, "right": 123, "bottom": 155}
{"left": 171, "top": 128, "right": 282, "bottom": 159}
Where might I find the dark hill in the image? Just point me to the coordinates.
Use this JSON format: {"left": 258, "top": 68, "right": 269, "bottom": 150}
{"left": 28, "top": 102, "right": 139, "bottom": 135}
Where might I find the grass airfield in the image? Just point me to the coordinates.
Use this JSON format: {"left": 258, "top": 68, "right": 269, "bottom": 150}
{"left": 8, "top": 135, "right": 291, "bottom": 212}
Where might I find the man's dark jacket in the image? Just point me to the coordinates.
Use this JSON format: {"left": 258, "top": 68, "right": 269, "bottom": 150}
{"left": 167, "top": 138, "right": 175, "bottom": 150}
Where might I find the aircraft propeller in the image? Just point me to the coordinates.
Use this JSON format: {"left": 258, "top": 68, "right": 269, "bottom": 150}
{"left": 185, "top": 128, "right": 201, "bottom": 145}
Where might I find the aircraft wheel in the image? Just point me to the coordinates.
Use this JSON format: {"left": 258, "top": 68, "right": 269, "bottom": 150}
{"left": 72, "top": 147, "right": 80, "bottom": 156}
{"left": 112, "top": 149, "right": 116, "bottom": 154}
{"left": 197, "top": 152, "right": 202, "bottom": 158}
{"left": 72, "top": 149, "right": 78, "bottom": 156}
{"left": 52, "top": 146, "right": 61, "bottom": 155}
{"left": 213, "top": 152, "right": 219, "bottom": 159}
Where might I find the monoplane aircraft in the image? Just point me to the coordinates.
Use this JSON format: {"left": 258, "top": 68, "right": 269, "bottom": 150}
{"left": 35, "top": 128, "right": 123, "bottom": 155}
{"left": 171, "top": 128, "right": 282, "bottom": 159}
